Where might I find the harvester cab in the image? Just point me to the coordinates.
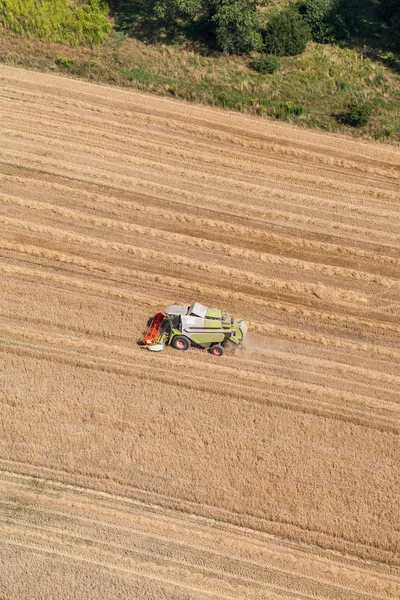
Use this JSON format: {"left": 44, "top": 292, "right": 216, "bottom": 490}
{"left": 141, "top": 302, "right": 247, "bottom": 356}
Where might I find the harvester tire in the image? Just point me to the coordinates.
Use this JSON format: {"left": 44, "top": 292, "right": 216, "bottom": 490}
{"left": 172, "top": 335, "right": 191, "bottom": 351}
{"left": 210, "top": 344, "right": 224, "bottom": 356}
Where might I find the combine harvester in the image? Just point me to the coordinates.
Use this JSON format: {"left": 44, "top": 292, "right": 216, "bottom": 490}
{"left": 141, "top": 302, "right": 247, "bottom": 356}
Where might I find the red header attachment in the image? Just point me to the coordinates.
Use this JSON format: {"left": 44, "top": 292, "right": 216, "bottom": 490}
{"left": 142, "top": 312, "right": 165, "bottom": 345}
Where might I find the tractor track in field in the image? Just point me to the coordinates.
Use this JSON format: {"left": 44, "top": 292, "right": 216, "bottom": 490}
{"left": 1, "top": 65, "right": 400, "bottom": 598}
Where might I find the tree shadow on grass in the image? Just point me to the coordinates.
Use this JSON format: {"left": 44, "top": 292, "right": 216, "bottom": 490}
{"left": 107, "top": 0, "right": 216, "bottom": 52}
{"left": 108, "top": 0, "right": 161, "bottom": 42}
{"left": 373, "top": 50, "right": 400, "bottom": 75}
{"left": 334, "top": 0, "right": 400, "bottom": 77}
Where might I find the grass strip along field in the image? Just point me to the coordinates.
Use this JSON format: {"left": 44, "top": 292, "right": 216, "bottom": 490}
{"left": 0, "top": 64, "right": 400, "bottom": 598}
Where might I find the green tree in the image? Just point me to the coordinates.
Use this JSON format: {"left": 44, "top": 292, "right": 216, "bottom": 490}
{"left": 297, "top": 0, "right": 337, "bottom": 43}
{"left": 264, "top": 7, "right": 311, "bottom": 56}
{"left": 154, "top": 0, "right": 202, "bottom": 23}
{"left": 212, "top": 0, "right": 262, "bottom": 53}
{"left": 154, "top": 0, "right": 262, "bottom": 52}
{"left": 297, "top": 0, "right": 366, "bottom": 44}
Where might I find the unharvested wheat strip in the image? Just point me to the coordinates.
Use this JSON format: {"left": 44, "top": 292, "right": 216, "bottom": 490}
{"left": 1, "top": 520, "right": 323, "bottom": 600}
{"left": 0, "top": 344, "right": 361, "bottom": 435}
{"left": 0, "top": 518, "right": 388, "bottom": 600}
{"left": 0, "top": 327, "right": 390, "bottom": 421}
{"left": 1, "top": 524, "right": 293, "bottom": 600}
{"left": 1, "top": 539, "right": 287, "bottom": 600}
{"left": 4, "top": 240, "right": 400, "bottom": 337}
{"left": 1, "top": 463, "right": 396, "bottom": 567}
{"left": 246, "top": 349, "right": 400, "bottom": 385}
{"left": 238, "top": 354, "right": 400, "bottom": 397}
{"left": 147, "top": 352, "right": 400, "bottom": 416}
{"left": 2, "top": 341, "right": 397, "bottom": 435}
{"left": 3, "top": 193, "right": 400, "bottom": 293}
{"left": 1, "top": 457, "right": 399, "bottom": 568}
{"left": 1, "top": 215, "right": 368, "bottom": 305}
{"left": 5, "top": 517, "right": 363, "bottom": 600}
{"left": 225, "top": 349, "right": 400, "bottom": 392}
{"left": 0, "top": 518, "right": 371, "bottom": 600}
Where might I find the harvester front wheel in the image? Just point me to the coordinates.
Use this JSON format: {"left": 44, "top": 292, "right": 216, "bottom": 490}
{"left": 210, "top": 344, "right": 224, "bottom": 357}
{"left": 172, "top": 335, "right": 191, "bottom": 351}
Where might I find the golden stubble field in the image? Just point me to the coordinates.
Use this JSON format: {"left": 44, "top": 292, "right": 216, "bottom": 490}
{"left": 0, "top": 64, "right": 399, "bottom": 599}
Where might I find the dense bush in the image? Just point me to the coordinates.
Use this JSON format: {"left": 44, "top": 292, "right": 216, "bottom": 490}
{"left": 297, "top": 0, "right": 337, "bottom": 43}
{"left": 0, "top": 0, "right": 110, "bottom": 46}
{"left": 263, "top": 8, "right": 311, "bottom": 56}
{"left": 155, "top": 0, "right": 203, "bottom": 23}
{"left": 337, "top": 101, "right": 372, "bottom": 127}
{"left": 154, "top": 0, "right": 261, "bottom": 53}
{"left": 212, "top": 0, "right": 262, "bottom": 53}
{"left": 250, "top": 53, "right": 280, "bottom": 74}
{"left": 297, "top": 0, "right": 367, "bottom": 43}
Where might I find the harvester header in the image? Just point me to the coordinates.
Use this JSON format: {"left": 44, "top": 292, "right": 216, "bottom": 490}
{"left": 141, "top": 302, "right": 247, "bottom": 356}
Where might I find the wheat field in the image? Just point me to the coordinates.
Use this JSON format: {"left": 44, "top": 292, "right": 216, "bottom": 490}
{"left": 0, "top": 64, "right": 400, "bottom": 598}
